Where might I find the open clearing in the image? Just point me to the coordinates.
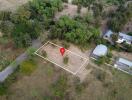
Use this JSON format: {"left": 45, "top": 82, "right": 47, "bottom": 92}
{"left": 35, "top": 41, "right": 89, "bottom": 75}
{"left": 0, "top": 0, "right": 30, "bottom": 11}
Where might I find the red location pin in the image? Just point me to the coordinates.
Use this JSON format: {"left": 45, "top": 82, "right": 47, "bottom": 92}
{"left": 60, "top": 47, "right": 65, "bottom": 56}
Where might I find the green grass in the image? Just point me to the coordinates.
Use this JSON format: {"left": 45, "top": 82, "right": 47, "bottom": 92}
{"left": 63, "top": 56, "right": 69, "bottom": 64}
{"left": 20, "top": 60, "right": 37, "bottom": 75}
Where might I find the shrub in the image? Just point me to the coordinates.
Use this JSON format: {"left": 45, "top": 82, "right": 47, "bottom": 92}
{"left": 50, "top": 75, "right": 68, "bottom": 99}
{"left": 42, "top": 50, "right": 47, "bottom": 57}
{"left": 107, "top": 51, "right": 113, "bottom": 58}
{"left": 95, "top": 56, "right": 106, "bottom": 65}
{"left": 63, "top": 56, "right": 69, "bottom": 64}
{"left": 0, "top": 84, "right": 7, "bottom": 95}
{"left": 20, "top": 60, "right": 36, "bottom": 75}
{"left": 61, "top": 41, "right": 70, "bottom": 49}
{"left": 27, "top": 47, "right": 36, "bottom": 60}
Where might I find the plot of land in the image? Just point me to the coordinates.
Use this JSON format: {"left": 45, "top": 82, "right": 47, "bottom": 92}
{"left": 35, "top": 41, "right": 88, "bottom": 75}
{"left": 0, "top": 0, "right": 30, "bottom": 11}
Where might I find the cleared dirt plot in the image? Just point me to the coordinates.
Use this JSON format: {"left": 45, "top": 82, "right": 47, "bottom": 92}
{"left": 35, "top": 41, "right": 88, "bottom": 75}
{"left": 55, "top": 3, "right": 88, "bottom": 20}
{"left": 0, "top": 0, "right": 30, "bottom": 11}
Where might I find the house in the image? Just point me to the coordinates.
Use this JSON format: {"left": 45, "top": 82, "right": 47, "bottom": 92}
{"left": 91, "top": 44, "right": 108, "bottom": 59}
{"left": 114, "top": 58, "right": 132, "bottom": 74}
{"left": 103, "top": 30, "right": 132, "bottom": 45}
{"left": 116, "top": 32, "right": 132, "bottom": 44}
{"left": 103, "top": 30, "right": 113, "bottom": 39}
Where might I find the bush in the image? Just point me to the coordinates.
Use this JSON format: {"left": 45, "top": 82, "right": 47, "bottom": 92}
{"left": 127, "top": 32, "right": 132, "bottom": 36}
{"left": 50, "top": 75, "right": 68, "bottom": 99}
{"left": 95, "top": 56, "right": 106, "bottom": 65}
{"left": 63, "top": 56, "right": 69, "bottom": 64}
{"left": 61, "top": 41, "right": 70, "bottom": 49}
{"left": 27, "top": 47, "right": 36, "bottom": 60}
{"left": 42, "top": 50, "right": 47, "bottom": 57}
{"left": 20, "top": 60, "right": 36, "bottom": 75}
{"left": 0, "top": 84, "right": 7, "bottom": 95}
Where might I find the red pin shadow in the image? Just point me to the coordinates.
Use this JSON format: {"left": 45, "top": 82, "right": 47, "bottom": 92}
{"left": 60, "top": 47, "right": 65, "bottom": 56}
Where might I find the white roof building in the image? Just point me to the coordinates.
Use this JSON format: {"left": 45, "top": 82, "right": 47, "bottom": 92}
{"left": 114, "top": 58, "right": 132, "bottom": 74}
{"left": 92, "top": 44, "right": 108, "bottom": 58}
{"left": 103, "top": 30, "right": 113, "bottom": 39}
{"left": 116, "top": 32, "right": 132, "bottom": 44}
{"left": 115, "top": 58, "right": 132, "bottom": 67}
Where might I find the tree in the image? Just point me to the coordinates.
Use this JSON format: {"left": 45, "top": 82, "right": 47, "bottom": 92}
{"left": 111, "top": 33, "right": 118, "bottom": 43}
{"left": 10, "top": 5, "right": 31, "bottom": 23}
{"left": 96, "top": 56, "right": 106, "bottom": 65}
{"left": 0, "top": 21, "right": 14, "bottom": 36}
{"left": 20, "top": 60, "right": 36, "bottom": 75}
{"left": 0, "top": 11, "right": 11, "bottom": 21}
{"left": 50, "top": 75, "right": 69, "bottom": 99}
{"left": 77, "top": 4, "right": 82, "bottom": 13}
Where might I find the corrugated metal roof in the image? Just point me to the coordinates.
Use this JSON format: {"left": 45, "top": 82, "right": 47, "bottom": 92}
{"left": 119, "top": 32, "right": 132, "bottom": 42}
{"left": 118, "top": 58, "right": 132, "bottom": 67}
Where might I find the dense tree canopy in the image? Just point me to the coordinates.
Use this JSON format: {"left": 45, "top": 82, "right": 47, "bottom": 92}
{"left": 49, "top": 15, "right": 100, "bottom": 45}
{"left": 107, "top": 4, "right": 132, "bottom": 32}
{"left": 0, "top": 0, "right": 63, "bottom": 48}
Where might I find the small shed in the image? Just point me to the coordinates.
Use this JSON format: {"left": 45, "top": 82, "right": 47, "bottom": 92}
{"left": 92, "top": 44, "right": 108, "bottom": 58}
{"left": 103, "top": 30, "right": 113, "bottom": 39}
{"left": 114, "top": 58, "right": 132, "bottom": 74}
{"left": 115, "top": 58, "right": 132, "bottom": 67}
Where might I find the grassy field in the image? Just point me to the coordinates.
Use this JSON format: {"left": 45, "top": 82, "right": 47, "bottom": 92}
{"left": 0, "top": 56, "right": 131, "bottom": 100}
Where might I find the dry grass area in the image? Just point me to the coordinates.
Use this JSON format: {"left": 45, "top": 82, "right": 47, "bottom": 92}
{"left": 55, "top": 3, "right": 88, "bottom": 20}
{"left": 112, "top": 50, "right": 132, "bottom": 61}
{"left": 122, "top": 20, "right": 132, "bottom": 33}
{"left": 0, "top": 0, "right": 30, "bottom": 11}
{"left": 0, "top": 57, "right": 131, "bottom": 100}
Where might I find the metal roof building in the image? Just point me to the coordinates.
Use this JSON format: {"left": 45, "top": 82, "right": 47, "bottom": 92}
{"left": 92, "top": 44, "right": 108, "bottom": 58}
{"left": 117, "top": 32, "right": 132, "bottom": 44}
{"left": 114, "top": 58, "right": 132, "bottom": 75}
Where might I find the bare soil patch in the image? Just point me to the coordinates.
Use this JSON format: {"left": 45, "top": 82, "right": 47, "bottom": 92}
{"left": 36, "top": 41, "right": 88, "bottom": 74}
{"left": 55, "top": 3, "right": 88, "bottom": 19}
{"left": 0, "top": 0, "right": 30, "bottom": 11}
{"left": 112, "top": 50, "right": 132, "bottom": 61}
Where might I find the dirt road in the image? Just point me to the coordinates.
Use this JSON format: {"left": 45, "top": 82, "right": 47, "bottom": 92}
{"left": 0, "top": 39, "right": 42, "bottom": 82}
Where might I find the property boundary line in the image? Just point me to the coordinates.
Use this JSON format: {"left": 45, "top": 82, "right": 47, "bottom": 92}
{"left": 34, "top": 41, "right": 89, "bottom": 75}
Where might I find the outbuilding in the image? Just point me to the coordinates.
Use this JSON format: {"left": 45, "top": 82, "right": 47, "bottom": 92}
{"left": 92, "top": 44, "right": 108, "bottom": 58}
{"left": 114, "top": 58, "right": 132, "bottom": 74}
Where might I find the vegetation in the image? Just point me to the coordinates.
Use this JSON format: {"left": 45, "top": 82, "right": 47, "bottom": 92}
{"left": 42, "top": 50, "right": 47, "bottom": 58}
{"left": 0, "top": 0, "right": 63, "bottom": 48}
{"left": 0, "top": 68, "right": 19, "bottom": 95}
{"left": 107, "top": 4, "right": 132, "bottom": 32}
{"left": 61, "top": 41, "right": 70, "bottom": 49}
{"left": 50, "top": 75, "right": 69, "bottom": 99}
{"left": 19, "top": 60, "right": 37, "bottom": 75}
{"left": 27, "top": 47, "right": 36, "bottom": 59}
{"left": 127, "top": 32, "right": 132, "bottom": 36}
{"left": 122, "top": 43, "right": 132, "bottom": 52}
{"left": 110, "top": 33, "right": 118, "bottom": 43}
{"left": 63, "top": 56, "right": 69, "bottom": 64}
{"left": 49, "top": 15, "right": 100, "bottom": 46}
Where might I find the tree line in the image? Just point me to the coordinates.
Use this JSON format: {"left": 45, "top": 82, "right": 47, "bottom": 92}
{"left": 0, "top": 0, "right": 63, "bottom": 47}
{"left": 49, "top": 15, "right": 101, "bottom": 45}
